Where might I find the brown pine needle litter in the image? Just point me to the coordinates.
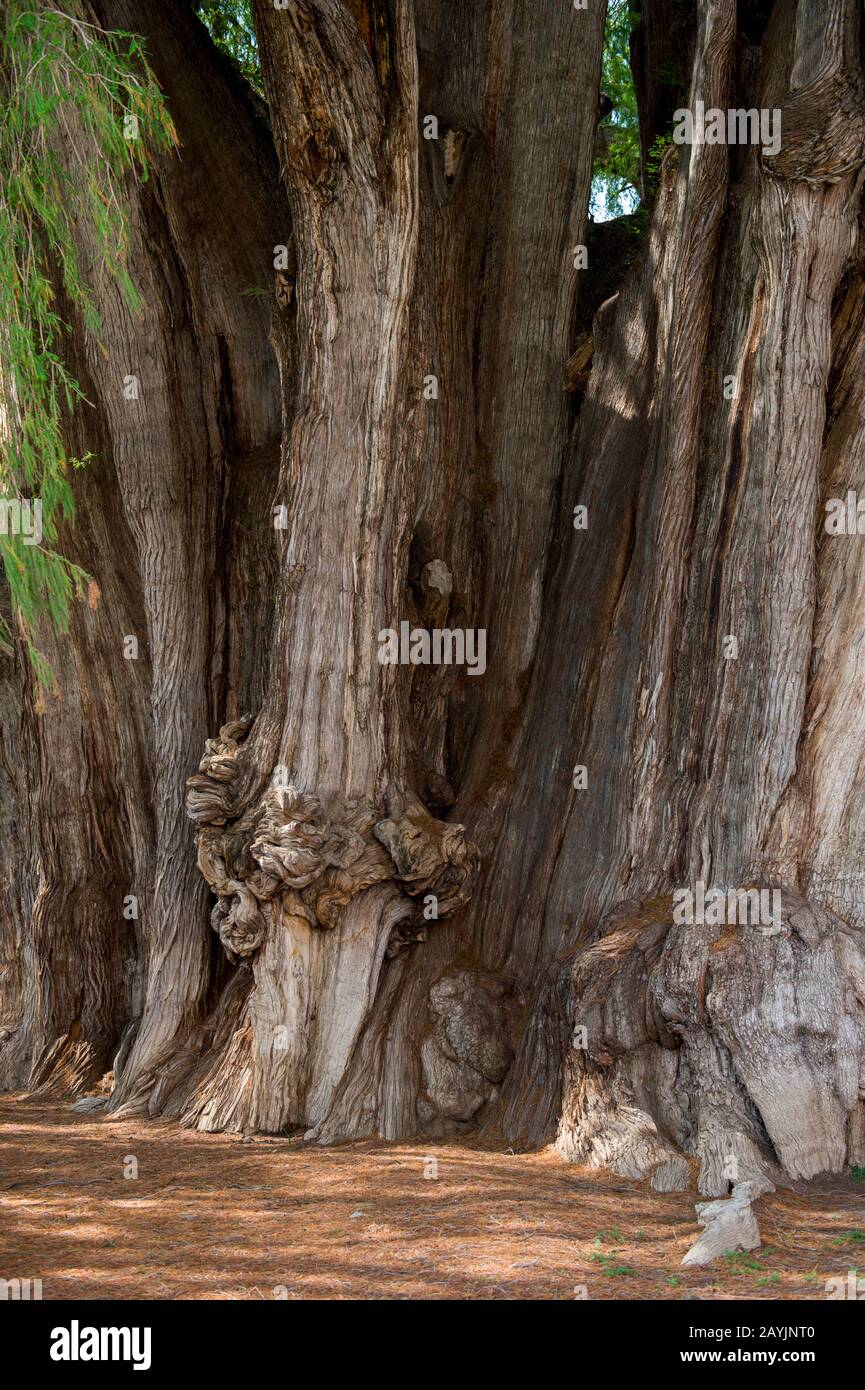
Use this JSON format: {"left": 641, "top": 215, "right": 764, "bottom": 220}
{"left": 0, "top": 1096, "right": 862, "bottom": 1301}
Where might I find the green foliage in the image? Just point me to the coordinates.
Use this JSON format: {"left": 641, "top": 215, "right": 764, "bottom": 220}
{"left": 720, "top": 1249, "right": 763, "bottom": 1272}
{"left": 0, "top": 2, "right": 176, "bottom": 680}
{"left": 589, "top": 1229, "right": 636, "bottom": 1276}
{"left": 590, "top": 1252, "right": 637, "bottom": 1276}
{"left": 591, "top": 5, "right": 682, "bottom": 222}
{"left": 593, "top": 1227, "right": 624, "bottom": 1245}
{"left": 196, "top": 1, "right": 261, "bottom": 93}
{"left": 645, "top": 131, "right": 675, "bottom": 190}
{"left": 831, "top": 1228, "right": 865, "bottom": 1245}
{"left": 591, "top": 0, "right": 640, "bottom": 220}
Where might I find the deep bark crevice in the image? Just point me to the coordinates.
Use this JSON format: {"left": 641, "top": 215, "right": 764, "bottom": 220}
{"left": 2, "top": 1, "right": 865, "bottom": 1193}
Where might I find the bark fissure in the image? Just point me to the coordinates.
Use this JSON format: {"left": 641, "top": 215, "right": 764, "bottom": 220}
{"left": 2, "top": 0, "right": 865, "bottom": 1188}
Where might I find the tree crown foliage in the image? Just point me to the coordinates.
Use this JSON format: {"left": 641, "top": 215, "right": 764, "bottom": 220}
{"left": 196, "top": 0, "right": 261, "bottom": 93}
{"left": 591, "top": 0, "right": 640, "bottom": 220}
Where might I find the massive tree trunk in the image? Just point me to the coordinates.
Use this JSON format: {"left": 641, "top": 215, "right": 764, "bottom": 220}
{"left": 1, "top": 0, "right": 291, "bottom": 1098}
{"left": 2, "top": 0, "right": 865, "bottom": 1194}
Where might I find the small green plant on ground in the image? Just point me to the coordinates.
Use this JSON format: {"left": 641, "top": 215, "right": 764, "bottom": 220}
{"left": 593, "top": 1227, "right": 625, "bottom": 1246}
{"left": 831, "top": 1228, "right": 865, "bottom": 1246}
{"left": 590, "top": 1251, "right": 637, "bottom": 1276}
{"left": 720, "top": 1248, "right": 764, "bottom": 1273}
{"left": 589, "top": 1228, "right": 636, "bottom": 1276}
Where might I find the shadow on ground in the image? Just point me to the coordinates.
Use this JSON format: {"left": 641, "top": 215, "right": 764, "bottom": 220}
{"left": 0, "top": 1095, "right": 862, "bottom": 1300}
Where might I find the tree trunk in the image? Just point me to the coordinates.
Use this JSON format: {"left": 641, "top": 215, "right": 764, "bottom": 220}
{"left": 2, "top": 0, "right": 865, "bottom": 1194}
{"left": 1, "top": 0, "right": 291, "bottom": 1100}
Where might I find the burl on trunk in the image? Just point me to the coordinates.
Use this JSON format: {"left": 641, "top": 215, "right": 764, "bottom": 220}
{"left": 1, "top": 0, "right": 864, "bottom": 1193}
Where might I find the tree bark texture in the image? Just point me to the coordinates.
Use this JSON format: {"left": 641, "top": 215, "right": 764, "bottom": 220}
{"left": 2, "top": 0, "right": 865, "bottom": 1193}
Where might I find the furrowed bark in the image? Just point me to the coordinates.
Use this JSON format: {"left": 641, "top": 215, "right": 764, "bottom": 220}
{"left": 212, "top": 0, "right": 608, "bottom": 1142}
{"left": 3, "top": 0, "right": 865, "bottom": 1193}
{"left": 0, "top": 0, "right": 290, "bottom": 1102}
{"left": 497, "top": 0, "right": 865, "bottom": 1184}
{"left": 164, "top": 0, "right": 479, "bottom": 1135}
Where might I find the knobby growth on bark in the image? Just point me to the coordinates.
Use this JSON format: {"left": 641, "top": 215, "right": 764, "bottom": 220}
{"left": 1, "top": 0, "right": 865, "bottom": 1195}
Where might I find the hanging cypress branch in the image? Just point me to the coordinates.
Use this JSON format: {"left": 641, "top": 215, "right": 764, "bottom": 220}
{"left": 0, "top": 0, "right": 177, "bottom": 683}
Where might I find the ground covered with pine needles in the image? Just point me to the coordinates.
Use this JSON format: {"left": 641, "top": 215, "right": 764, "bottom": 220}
{"left": 1, "top": 1096, "right": 862, "bottom": 1300}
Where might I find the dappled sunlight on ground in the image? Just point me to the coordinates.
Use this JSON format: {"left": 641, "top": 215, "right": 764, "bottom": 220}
{"left": 0, "top": 1096, "right": 862, "bottom": 1300}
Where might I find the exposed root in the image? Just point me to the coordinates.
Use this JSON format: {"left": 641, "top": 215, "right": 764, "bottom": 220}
{"left": 557, "top": 892, "right": 865, "bottom": 1194}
